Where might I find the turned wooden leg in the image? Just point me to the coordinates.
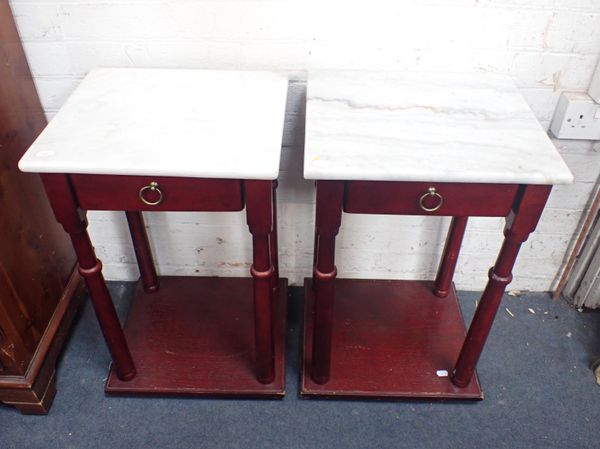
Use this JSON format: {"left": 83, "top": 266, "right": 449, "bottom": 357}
{"left": 311, "top": 181, "right": 344, "bottom": 385}
{"left": 434, "top": 216, "right": 468, "bottom": 298}
{"left": 451, "top": 185, "right": 551, "bottom": 387}
{"left": 269, "top": 181, "right": 279, "bottom": 294}
{"left": 245, "top": 180, "right": 276, "bottom": 384}
{"left": 72, "top": 229, "right": 136, "bottom": 381}
{"left": 41, "top": 174, "right": 136, "bottom": 381}
{"left": 311, "top": 231, "right": 319, "bottom": 293}
{"left": 311, "top": 182, "right": 319, "bottom": 293}
{"left": 125, "top": 211, "right": 159, "bottom": 293}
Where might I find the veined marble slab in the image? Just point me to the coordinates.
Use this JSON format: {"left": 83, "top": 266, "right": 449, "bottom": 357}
{"left": 304, "top": 71, "right": 573, "bottom": 184}
{"left": 19, "top": 68, "right": 288, "bottom": 180}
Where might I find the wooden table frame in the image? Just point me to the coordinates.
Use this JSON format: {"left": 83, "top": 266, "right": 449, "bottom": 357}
{"left": 40, "top": 173, "right": 286, "bottom": 397}
{"left": 302, "top": 180, "right": 551, "bottom": 399}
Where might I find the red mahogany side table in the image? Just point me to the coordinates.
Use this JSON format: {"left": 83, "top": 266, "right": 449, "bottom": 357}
{"left": 19, "top": 68, "right": 289, "bottom": 397}
{"left": 302, "top": 71, "right": 574, "bottom": 399}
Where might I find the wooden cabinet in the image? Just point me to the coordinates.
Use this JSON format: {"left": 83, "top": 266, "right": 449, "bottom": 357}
{"left": 0, "top": 0, "right": 80, "bottom": 414}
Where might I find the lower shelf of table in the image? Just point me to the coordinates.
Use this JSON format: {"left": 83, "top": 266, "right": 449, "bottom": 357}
{"left": 301, "top": 278, "right": 483, "bottom": 400}
{"left": 106, "top": 276, "right": 287, "bottom": 398}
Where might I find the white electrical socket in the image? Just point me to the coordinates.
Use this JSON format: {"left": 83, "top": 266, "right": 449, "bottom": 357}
{"left": 550, "top": 92, "right": 600, "bottom": 140}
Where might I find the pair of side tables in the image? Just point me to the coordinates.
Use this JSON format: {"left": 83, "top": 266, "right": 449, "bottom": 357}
{"left": 19, "top": 68, "right": 573, "bottom": 400}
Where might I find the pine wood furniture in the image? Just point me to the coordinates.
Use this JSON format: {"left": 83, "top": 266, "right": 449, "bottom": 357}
{"left": 19, "top": 68, "right": 289, "bottom": 397}
{"left": 302, "top": 71, "right": 574, "bottom": 399}
{"left": 0, "top": 0, "right": 80, "bottom": 414}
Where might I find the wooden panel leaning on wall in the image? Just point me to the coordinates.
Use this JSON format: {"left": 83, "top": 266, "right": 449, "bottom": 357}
{"left": 0, "top": 0, "right": 82, "bottom": 414}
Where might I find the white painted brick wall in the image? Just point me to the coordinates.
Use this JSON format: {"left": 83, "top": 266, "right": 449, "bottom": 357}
{"left": 9, "top": 0, "right": 600, "bottom": 291}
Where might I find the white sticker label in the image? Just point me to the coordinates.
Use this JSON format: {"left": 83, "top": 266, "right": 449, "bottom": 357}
{"left": 35, "top": 150, "right": 55, "bottom": 158}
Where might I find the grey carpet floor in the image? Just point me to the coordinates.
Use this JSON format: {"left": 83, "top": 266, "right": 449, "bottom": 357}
{"left": 1, "top": 282, "right": 600, "bottom": 449}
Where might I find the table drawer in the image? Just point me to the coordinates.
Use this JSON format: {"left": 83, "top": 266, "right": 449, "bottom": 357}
{"left": 70, "top": 174, "right": 244, "bottom": 212}
{"left": 344, "top": 181, "right": 519, "bottom": 217}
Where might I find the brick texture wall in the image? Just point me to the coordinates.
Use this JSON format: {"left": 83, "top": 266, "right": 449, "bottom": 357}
{"left": 10, "top": 0, "right": 600, "bottom": 290}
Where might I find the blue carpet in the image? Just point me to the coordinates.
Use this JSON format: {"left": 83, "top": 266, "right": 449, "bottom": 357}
{"left": 1, "top": 283, "right": 600, "bottom": 449}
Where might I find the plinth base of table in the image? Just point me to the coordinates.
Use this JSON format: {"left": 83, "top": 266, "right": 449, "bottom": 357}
{"left": 301, "top": 278, "right": 483, "bottom": 400}
{"left": 106, "top": 276, "right": 287, "bottom": 398}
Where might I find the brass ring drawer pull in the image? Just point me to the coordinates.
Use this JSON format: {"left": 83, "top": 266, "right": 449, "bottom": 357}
{"left": 419, "top": 186, "right": 443, "bottom": 212}
{"left": 139, "top": 181, "right": 163, "bottom": 206}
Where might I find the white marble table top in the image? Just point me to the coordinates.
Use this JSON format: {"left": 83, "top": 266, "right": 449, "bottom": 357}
{"left": 19, "top": 68, "right": 288, "bottom": 180}
{"left": 304, "top": 71, "right": 573, "bottom": 185}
